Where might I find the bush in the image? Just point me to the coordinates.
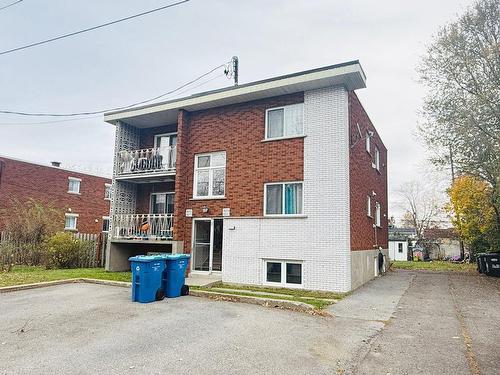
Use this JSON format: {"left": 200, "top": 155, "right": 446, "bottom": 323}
{"left": 0, "top": 242, "right": 15, "bottom": 272}
{"left": 44, "top": 232, "right": 82, "bottom": 269}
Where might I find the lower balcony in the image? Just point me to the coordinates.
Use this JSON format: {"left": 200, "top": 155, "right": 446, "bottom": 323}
{"left": 111, "top": 214, "right": 173, "bottom": 242}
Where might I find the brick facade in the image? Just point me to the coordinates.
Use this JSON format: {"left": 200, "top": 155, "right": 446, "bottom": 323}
{"left": 0, "top": 157, "right": 111, "bottom": 233}
{"left": 172, "top": 93, "right": 304, "bottom": 254}
{"left": 348, "top": 91, "right": 388, "bottom": 250}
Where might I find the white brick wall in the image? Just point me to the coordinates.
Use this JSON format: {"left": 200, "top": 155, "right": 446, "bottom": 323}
{"left": 222, "top": 86, "right": 352, "bottom": 292}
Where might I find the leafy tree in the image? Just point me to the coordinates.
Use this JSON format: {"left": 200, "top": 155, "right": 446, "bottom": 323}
{"left": 447, "top": 175, "right": 499, "bottom": 253}
{"left": 418, "top": 0, "right": 500, "bottom": 234}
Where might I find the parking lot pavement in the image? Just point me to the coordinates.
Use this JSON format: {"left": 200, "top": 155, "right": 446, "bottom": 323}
{"left": 354, "top": 271, "right": 500, "bottom": 375}
{"left": 1, "top": 271, "right": 498, "bottom": 375}
{"left": 0, "top": 282, "right": 384, "bottom": 375}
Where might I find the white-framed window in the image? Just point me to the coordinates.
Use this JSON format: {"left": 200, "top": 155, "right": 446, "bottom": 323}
{"left": 64, "top": 213, "right": 78, "bottom": 231}
{"left": 102, "top": 216, "right": 110, "bottom": 232}
{"left": 365, "top": 131, "right": 371, "bottom": 153}
{"left": 264, "top": 260, "right": 303, "bottom": 287}
{"left": 104, "top": 183, "right": 112, "bottom": 200}
{"left": 264, "top": 182, "right": 303, "bottom": 216}
{"left": 367, "top": 195, "right": 372, "bottom": 217}
{"left": 375, "top": 202, "right": 381, "bottom": 227}
{"left": 374, "top": 146, "right": 380, "bottom": 171}
{"left": 265, "top": 103, "right": 304, "bottom": 140}
{"left": 193, "top": 151, "right": 226, "bottom": 199}
{"left": 68, "top": 177, "right": 81, "bottom": 194}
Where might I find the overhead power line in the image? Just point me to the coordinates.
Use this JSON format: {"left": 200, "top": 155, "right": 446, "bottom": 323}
{"left": 0, "top": 0, "right": 189, "bottom": 56}
{"left": 0, "top": 62, "right": 230, "bottom": 119}
{"left": 0, "top": 0, "right": 22, "bottom": 12}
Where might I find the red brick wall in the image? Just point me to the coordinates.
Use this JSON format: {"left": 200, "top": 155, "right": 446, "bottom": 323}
{"left": 173, "top": 93, "right": 305, "bottom": 253}
{"left": 0, "top": 157, "right": 111, "bottom": 234}
{"left": 348, "top": 91, "right": 388, "bottom": 250}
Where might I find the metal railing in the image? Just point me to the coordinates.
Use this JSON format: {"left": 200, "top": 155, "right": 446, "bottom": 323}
{"left": 117, "top": 146, "right": 176, "bottom": 175}
{"left": 111, "top": 214, "right": 173, "bottom": 240}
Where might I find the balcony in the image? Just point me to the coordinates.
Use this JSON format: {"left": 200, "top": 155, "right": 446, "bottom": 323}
{"left": 111, "top": 214, "right": 173, "bottom": 242}
{"left": 115, "top": 146, "right": 176, "bottom": 181}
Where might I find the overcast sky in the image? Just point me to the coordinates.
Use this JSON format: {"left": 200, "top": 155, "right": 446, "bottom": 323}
{"left": 0, "top": 0, "right": 472, "bottom": 220}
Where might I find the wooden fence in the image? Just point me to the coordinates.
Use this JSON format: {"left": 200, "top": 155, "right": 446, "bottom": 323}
{"left": 0, "top": 231, "right": 108, "bottom": 268}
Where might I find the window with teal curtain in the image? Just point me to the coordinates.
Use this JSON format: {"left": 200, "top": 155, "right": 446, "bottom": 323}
{"left": 285, "top": 183, "right": 303, "bottom": 214}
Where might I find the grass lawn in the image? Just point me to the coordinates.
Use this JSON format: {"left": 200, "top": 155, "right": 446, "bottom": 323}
{"left": 391, "top": 260, "right": 477, "bottom": 273}
{"left": 192, "top": 282, "right": 346, "bottom": 310}
{"left": 0, "top": 266, "right": 131, "bottom": 288}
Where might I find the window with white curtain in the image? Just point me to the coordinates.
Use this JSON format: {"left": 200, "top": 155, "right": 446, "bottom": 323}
{"left": 68, "top": 177, "right": 81, "bottom": 194}
{"left": 104, "top": 183, "right": 112, "bottom": 200}
{"left": 193, "top": 152, "right": 226, "bottom": 198}
{"left": 367, "top": 195, "right": 372, "bottom": 217}
{"left": 265, "top": 182, "right": 303, "bottom": 215}
{"left": 375, "top": 146, "right": 380, "bottom": 171}
{"left": 64, "top": 213, "right": 78, "bottom": 231}
{"left": 365, "top": 131, "right": 371, "bottom": 153}
{"left": 375, "top": 202, "right": 381, "bottom": 227}
{"left": 265, "top": 103, "right": 304, "bottom": 140}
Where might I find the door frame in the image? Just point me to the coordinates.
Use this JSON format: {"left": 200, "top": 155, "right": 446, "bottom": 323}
{"left": 191, "top": 217, "right": 223, "bottom": 275}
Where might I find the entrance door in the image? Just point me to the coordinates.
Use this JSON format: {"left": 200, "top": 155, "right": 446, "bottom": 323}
{"left": 193, "top": 219, "right": 223, "bottom": 273}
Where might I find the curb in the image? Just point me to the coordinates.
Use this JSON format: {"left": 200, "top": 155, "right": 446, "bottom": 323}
{"left": 0, "top": 278, "right": 131, "bottom": 294}
{"left": 190, "top": 289, "right": 331, "bottom": 316}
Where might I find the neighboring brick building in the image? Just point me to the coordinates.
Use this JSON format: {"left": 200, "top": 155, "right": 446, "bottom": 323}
{"left": 104, "top": 60, "right": 388, "bottom": 292}
{"left": 0, "top": 156, "right": 111, "bottom": 234}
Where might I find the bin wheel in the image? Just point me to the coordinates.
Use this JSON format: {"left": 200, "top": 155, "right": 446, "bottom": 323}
{"left": 181, "top": 285, "right": 189, "bottom": 296}
{"left": 156, "top": 288, "right": 165, "bottom": 301}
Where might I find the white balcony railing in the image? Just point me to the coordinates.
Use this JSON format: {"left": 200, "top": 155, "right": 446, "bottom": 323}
{"left": 117, "top": 146, "right": 176, "bottom": 175}
{"left": 112, "top": 214, "right": 173, "bottom": 240}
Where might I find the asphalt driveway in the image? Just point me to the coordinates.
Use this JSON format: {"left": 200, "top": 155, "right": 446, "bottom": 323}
{"left": 0, "top": 270, "right": 498, "bottom": 374}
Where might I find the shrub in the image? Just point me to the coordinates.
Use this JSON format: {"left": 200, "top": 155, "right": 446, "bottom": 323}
{"left": 44, "top": 232, "right": 82, "bottom": 269}
{"left": 0, "top": 242, "right": 15, "bottom": 272}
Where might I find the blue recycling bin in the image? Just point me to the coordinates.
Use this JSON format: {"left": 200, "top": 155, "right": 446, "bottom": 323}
{"left": 162, "top": 254, "right": 191, "bottom": 298}
{"left": 129, "top": 255, "right": 166, "bottom": 303}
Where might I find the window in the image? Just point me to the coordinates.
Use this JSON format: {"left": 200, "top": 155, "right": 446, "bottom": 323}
{"left": 367, "top": 195, "right": 372, "bottom": 217}
{"left": 265, "top": 103, "right": 303, "bottom": 140}
{"left": 64, "top": 213, "right": 78, "bottom": 231}
{"left": 193, "top": 152, "right": 226, "bottom": 198}
{"left": 265, "top": 260, "right": 302, "bottom": 286}
{"left": 375, "top": 202, "right": 381, "bottom": 227}
{"left": 398, "top": 243, "right": 403, "bottom": 253}
{"left": 374, "top": 146, "right": 380, "bottom": 171}
{"left": 68, "top": 177, "right": 81, "bottom": 194}
{"left": 104, "top": 183, "right": 112, "bottom": 200}
{"left": 365, "top": 131, "right": 371, "bottom": 153}
{"left": 102, "top": 216, "right": 110, "bottom": 232}
{"left": 265, "top": 182, "right": 303, "bottom": 215}
{"left": 150, "top": 192, "right": 174, "bottom": 214}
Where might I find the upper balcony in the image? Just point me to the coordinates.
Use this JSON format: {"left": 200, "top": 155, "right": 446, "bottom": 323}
{"left": 115, "top": 146, "right": 176, "bottom": 182}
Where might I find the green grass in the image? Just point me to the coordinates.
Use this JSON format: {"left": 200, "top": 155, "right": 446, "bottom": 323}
{"left": 391, "top": 260, "right": 477, "bottom": 273}
{"left": 192, "top": 282, "right": 346, "bottom": 310}
{"left": 0, "top": 266, "right": 131, "bottom": 288}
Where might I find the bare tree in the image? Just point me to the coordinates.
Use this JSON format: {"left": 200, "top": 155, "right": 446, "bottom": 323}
{"left": 397, "top": 181, "right": 442, "bottom": 242}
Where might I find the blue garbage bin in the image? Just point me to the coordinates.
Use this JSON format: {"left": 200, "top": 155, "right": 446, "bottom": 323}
{"left": 162, "top": 254, "right": 191, "bottom": 298}
{"left": 129, "top": 255, "right": 166, "bottom": 303}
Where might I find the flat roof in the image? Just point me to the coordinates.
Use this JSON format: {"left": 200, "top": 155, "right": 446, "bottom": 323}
{"left": 104, "top": 60, "right": 366, "bottom": 128}
{"left": 0, "top": 154, "right": 111, "bottom": 180}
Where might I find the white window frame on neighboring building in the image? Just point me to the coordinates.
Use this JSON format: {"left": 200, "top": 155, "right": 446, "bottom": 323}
{"left": 64, "top": 213, "right": 79, "bottom": 231}
{"left": 374, "top": 146, "right": 380, "bottom": 171}
{"left": 365, "top": 131, "right": 371, "bottom": 153}
{"left": 68, "top": 177, "right": 81, "bottom": 194}
{"left": 367, "top": 195, "right": 372, "bottom": 217}
{"left": 104, "top": 183, "right": 112, "bottom": 200}
{"left": 264, "top": 181, "right": 304, "bottom": 216}
{"left": 375, "top": 202, "right": 381, "bottom": 227}
{"left": 264, "top": 103, "right": 304, "bottom": 141}
{"left": 102, "top": 216, "right": 110, "bottom": 233}
{"left": 193, "top": 151, "right": 226, "bottom": 199}
{"left": 263, "top": 259, "right": 303, "bottom": 288}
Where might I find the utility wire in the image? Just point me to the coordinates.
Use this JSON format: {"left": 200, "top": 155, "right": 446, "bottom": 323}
{"left": 0, "top": 0, "right": 189, "bottom": 56}
{"left": 0, "top": 0, "right": 22, "bottom": 12}
{"left": 0, "top": 62, "right": 228, "bottom": 118}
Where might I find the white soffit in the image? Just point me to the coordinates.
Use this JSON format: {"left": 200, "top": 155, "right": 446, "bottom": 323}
{"left": 104, "top": 60, "right": 366, "bottom": 128}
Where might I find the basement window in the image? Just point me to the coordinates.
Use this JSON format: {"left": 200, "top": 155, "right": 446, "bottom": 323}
{"left": 264, "top": 260, "right": 303, "bottom": 287}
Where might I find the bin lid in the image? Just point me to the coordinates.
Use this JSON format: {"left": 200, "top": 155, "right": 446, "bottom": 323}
{"left": 128, "top": 255, "right": 166, "bottom": 262}
{"left": 165, "top": 254, "right": 191, "bottom": 260}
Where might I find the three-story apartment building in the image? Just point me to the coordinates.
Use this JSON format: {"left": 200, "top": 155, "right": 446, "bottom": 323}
{"left": 104, "top": 60, "right": 388, "bottom": 292}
